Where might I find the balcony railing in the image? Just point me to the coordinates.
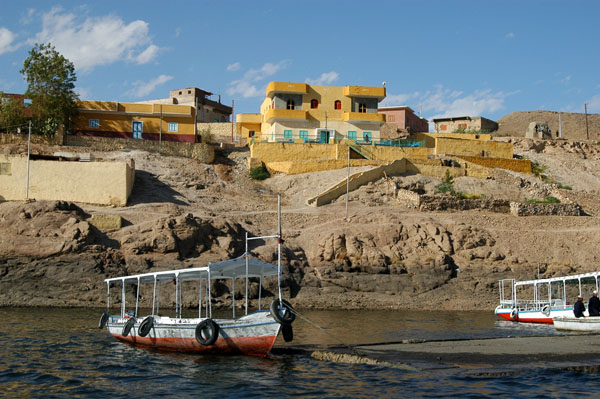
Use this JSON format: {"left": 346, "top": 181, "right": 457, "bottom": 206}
{"left": 343, "top": 112, "right": 386, "bottom": 123}
{"left": 265, "top": 109, "right": 308, "bottom": 123}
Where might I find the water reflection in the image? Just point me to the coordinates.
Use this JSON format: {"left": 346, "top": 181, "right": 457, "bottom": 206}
{"left": 0, "top": 307, "right": 594, "bottom": 398}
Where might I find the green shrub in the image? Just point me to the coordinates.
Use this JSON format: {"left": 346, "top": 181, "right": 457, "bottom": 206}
{"left": 435, "top": 170, "right": 455, "bottom": 194}
{"left": 555, "top": 183, "right": 572, "bottom": 190}
{"left": 526, "top": 196, "right": 560, "bottom": 204}
{"left": 250, "top": 166, "right": 270, "bottom": 180}
{"left": 530, "top": 161, "right": 547, "bottom": 178}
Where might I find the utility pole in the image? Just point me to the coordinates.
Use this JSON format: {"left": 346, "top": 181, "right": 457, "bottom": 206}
{"left": 558, "top": 112, "right": 562, "bottom": 138}
{"left": 345, "top": 146, "right": 350, "bottom": 221}
{"left": 26, "top": 120, "right": 31, "bottom": 200}
{"left": 325, "top": 111, "right": 328, "bottom": 160}
{"left": 585, "top": 103, "right": 589, "bottom": 140}
{"left": 231, "top": 99, "right": 235, "bottom": 144}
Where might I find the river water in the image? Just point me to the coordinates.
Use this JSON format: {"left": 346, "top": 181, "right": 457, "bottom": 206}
{"left": 1, "top": 307, "right": 598, "bottom": 398}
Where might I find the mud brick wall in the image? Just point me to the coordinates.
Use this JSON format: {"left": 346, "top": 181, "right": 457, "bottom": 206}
{"left": 509, "top": 202, "right": 582, "bottom": 216}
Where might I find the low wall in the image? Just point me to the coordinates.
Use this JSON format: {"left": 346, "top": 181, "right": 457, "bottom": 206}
{"left": 458, "top": 156, "right": 532, "bottom": 174}
{"left": 0, "top": 130, "right": 64, "bottom": 146}
{"left": 0, "top": 154, "right": 134, "bottom": 206}
{"left": 64, "top": 135, "right": 214, "bottom": 163}
{"left": 266, "top": 159, "right": 384, "bottom": 175}
{"left": 307, "top": 160, "right": 406, "bottom": 207}
{"left": 198, "top": 122, "right": 240, "bottom": 144}
{"left": 419, "top": 196, "right": 510, "bottom": 212}
{"left": 436, "top": 137, "right": 513, "bottom": 159}
{"left": 510, "top": 202, "right": 582, "bottom": 216}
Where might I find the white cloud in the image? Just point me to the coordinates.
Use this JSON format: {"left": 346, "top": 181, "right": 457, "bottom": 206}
{"left": 305, "top": 71, "right": 339, "bottom": 85}
{"left": 32, "top": 7, "right": 160, "bottom": 71}
{"left": 227, "top": 60, "right": 290, "bottom": 98}
{"left": 587, "top": 94, "right": 600, "bottom": 113}
{"left": 383, "top": 85, "right": 518, "bottom": 130}
{"left": 21, "top": 8, "right": 36, "bottom": 25}
{"left": 561, "top": 75, "right": 572, "bottom": 84}
{"left": 227, "top": 62, "right": 241, "bottom": 72}
{"left": 0, "top": 27, "right": 17, "bottom": 54}
{"left": 76, "top": 86, "right": 92, "bottom": 100}
{"left": 505, "top": 32, "right": 515, "bottom": 39}
{"left": 126, "top": 74, "right": 173, "bottom": 98}
{"left": 134, "top": 44, "right": 160, "bottom": 64}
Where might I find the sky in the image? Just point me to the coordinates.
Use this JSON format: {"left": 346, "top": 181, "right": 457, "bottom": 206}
{"left": 1, "top": 0, "right": 599, "bottom": 129}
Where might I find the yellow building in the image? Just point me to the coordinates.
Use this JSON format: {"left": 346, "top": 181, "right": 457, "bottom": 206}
{"left": 237, "top": 82, "right": 386, "bottom": 143}
{"left": 73, "top": 101, "right": 197, "bottom": 142}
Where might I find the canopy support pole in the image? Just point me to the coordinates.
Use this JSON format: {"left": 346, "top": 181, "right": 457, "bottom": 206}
{"left": 152, "top": 277, "right": 157, "bottom": 316}
{"left": 245, "top": 232, "right": 249, "bottom": 316}
{"left": 135, "top": 277, "right": 140, "bottom": 317}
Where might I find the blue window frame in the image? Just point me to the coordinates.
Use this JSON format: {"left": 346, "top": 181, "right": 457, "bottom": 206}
{"left": 299, "top": 130, "right": 308, "bottom": 139}
{"left": 168, "top": 122, "right": 178, "bottom": 132}
{"left": 348, "top": 130, "right": 357, "bottom": 140}
{"left": 88, "top": 119, "right": 99, "bottom": 129}
{"left": 363, "top": 131, "right": 372, "bottom": 141}
{"left": 284, "top": 129, "right": 293, "bottom": 139}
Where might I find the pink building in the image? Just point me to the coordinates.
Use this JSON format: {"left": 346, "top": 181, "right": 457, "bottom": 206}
{"left": 378, "top": 106, "right": 428, "bottom": 133}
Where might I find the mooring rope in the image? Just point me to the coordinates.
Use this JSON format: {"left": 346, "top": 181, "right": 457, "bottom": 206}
{"left": 287, "top": 307, "right": 363, "bottom": 356}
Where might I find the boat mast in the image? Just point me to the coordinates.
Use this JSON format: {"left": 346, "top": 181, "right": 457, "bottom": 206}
{"left": 277, "top": 194, "right": 282, "bottom": 305}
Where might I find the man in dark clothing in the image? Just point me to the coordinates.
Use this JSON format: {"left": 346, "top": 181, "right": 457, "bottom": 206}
{"left": 589, "top": 291, "right": 600, "bottom": 316}
{"left": 574, "top": 296, "right": 586, "bottom": 318}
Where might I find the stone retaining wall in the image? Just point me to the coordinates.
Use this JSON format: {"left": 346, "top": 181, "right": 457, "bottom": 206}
{"left": 64, "top": 134, "right": 214, "bottom": 163}
{"left": 509, "top": 202, "right": 582, "bottom": 216}
{"left": 419, "top": 196, "right": 510, "bottom": 213}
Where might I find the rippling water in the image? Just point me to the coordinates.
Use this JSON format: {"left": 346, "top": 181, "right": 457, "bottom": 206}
{"left": 0, "top": 308, "right": 598, "bottom": 398}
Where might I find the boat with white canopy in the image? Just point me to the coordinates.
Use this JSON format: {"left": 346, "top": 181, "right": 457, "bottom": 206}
{"left": 98, "top": 196, "right": 295, "bottom": 356}
{"left": 494, "top": 271, "right": 599, "bottom": 323}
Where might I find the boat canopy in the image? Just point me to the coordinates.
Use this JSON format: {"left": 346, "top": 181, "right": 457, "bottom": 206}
{"left": 104, "top": 254, "right": 278, "bottom": 286}
{"left": 514, "top": 271, "right": 600, "bottom": 287}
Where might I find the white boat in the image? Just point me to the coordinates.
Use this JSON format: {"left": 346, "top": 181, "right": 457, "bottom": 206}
{"left": 494, "top": 271, "right": 600, "bottom": 324}
{"left": 553, "top": 316, "right": 600, "bottom": 332}
{"left": 98, "top": 196, "right": 295, "bottom": 356}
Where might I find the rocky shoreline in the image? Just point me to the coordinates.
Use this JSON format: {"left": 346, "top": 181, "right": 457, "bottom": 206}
{"left": 1, "top": 140, "right": 600, "bottom": 310}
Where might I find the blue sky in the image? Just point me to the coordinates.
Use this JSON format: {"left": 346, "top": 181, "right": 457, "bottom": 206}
{"left": 1, "top": 0, "right": 599, "bottom": 127}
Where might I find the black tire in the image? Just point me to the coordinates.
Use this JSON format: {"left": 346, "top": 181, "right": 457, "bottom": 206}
{"left": 98, "top": 309, "right": 109, "bottom": 329}
{"left": 282, "top": 324, "right": 293, "bottom": 342}
{"left": 270, "top": 299, "right": 295, "bottom": 325}
{"left": 195, "top": 319, "right": 220, "bottom": 346}
{"left": 542, "top": 305, "right": 550, "bottom": 317}
{"left": 138, "top": 316, "right": 154, "bottom": 337}
{"left": 122, "top": 317, "right": 136, "bottom": 337}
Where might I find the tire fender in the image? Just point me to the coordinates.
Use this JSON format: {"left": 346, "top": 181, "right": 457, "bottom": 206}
{"left": 195, "top": 319, "right": 220, "bottom": 346}
{"left": 270, "top": 299, "right": 296, "bottom": 325}
{"left": 98, "top": 309, "right": 109, "bottom": 329}
{"left": 138, "top": 316, "right": 154, "bottom": 337}
{"left": 122, "top": 317, "right": 136, "bottom": 337}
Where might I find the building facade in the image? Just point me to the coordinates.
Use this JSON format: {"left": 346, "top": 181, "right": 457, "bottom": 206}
{"left": 378, "top": 106, "right": 428, "bottom": 133}
{"left": 72, "top": 101, "right": 197, "bottom": 142}
{"left": 238, "top": 82, "right": 386, "bottom": 143}
{"left": 433, "top": 116, "right": 498, "bottom": 133}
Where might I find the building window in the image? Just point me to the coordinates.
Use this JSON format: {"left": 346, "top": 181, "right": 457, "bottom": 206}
{"left": 363, "top": 131, "right": 372, "bottom": 141}
{"left": 441, "top": 124, "right": 447, "bottom": 131}
{"left": 168, "top": 122, "right": 178, "bottom": 132}
{"left": 387, "top": 115, "right": 395, "bottom": 122}
{"left": 334, "top": 100, "right": 342, "bottom": 110}
{"left": 299, "top": 130, "right": 308, "bottom": 139}
{"left": 286, "top": 99, "right": 295, "bottom": 110}
{"left": 0, "top": 162, "right": 11, "bottom": 175}
{"left": 284, "top": 129, "right": 293, "bottom": 139}
{"left": 249, "top": 131, "right": 255, "bottom": 138}
{"left": 358, "top": 103, "right": 367, "bottom": 113}
{"left": 179, "top": 91, "right": 182, "bottom": 95}
{"left": 188, "top": 90, "right": 191, "bottom": 94}
{"left": 310, "top": 99, "right": 319, "bottom": 109}
{"left": 88, "top": 119, "right": 99, "bottom": 129}
{"left": 347, "top": 130, "right": 357, "bottom": 140}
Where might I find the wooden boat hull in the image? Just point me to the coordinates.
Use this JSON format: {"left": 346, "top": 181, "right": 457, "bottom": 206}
{"left": 106, "top": 311, "right": 281, "bottom": 356}
{"left": 553, "top": 316, "right": 600, "bottom": 332}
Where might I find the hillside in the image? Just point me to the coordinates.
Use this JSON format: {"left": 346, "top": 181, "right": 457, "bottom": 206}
{"left": 497, "top": 110, "right": 600, "bottom": 141}
{"left": 1, "top": 138, "right": 600, "bottom": 311}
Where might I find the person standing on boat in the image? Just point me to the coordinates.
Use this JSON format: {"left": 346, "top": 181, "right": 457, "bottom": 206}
{"left": 574, "top": 295, "right": 586, "bottom": 318}
{"left": 588, "top": 291, "right": 600, "bottom": 316}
